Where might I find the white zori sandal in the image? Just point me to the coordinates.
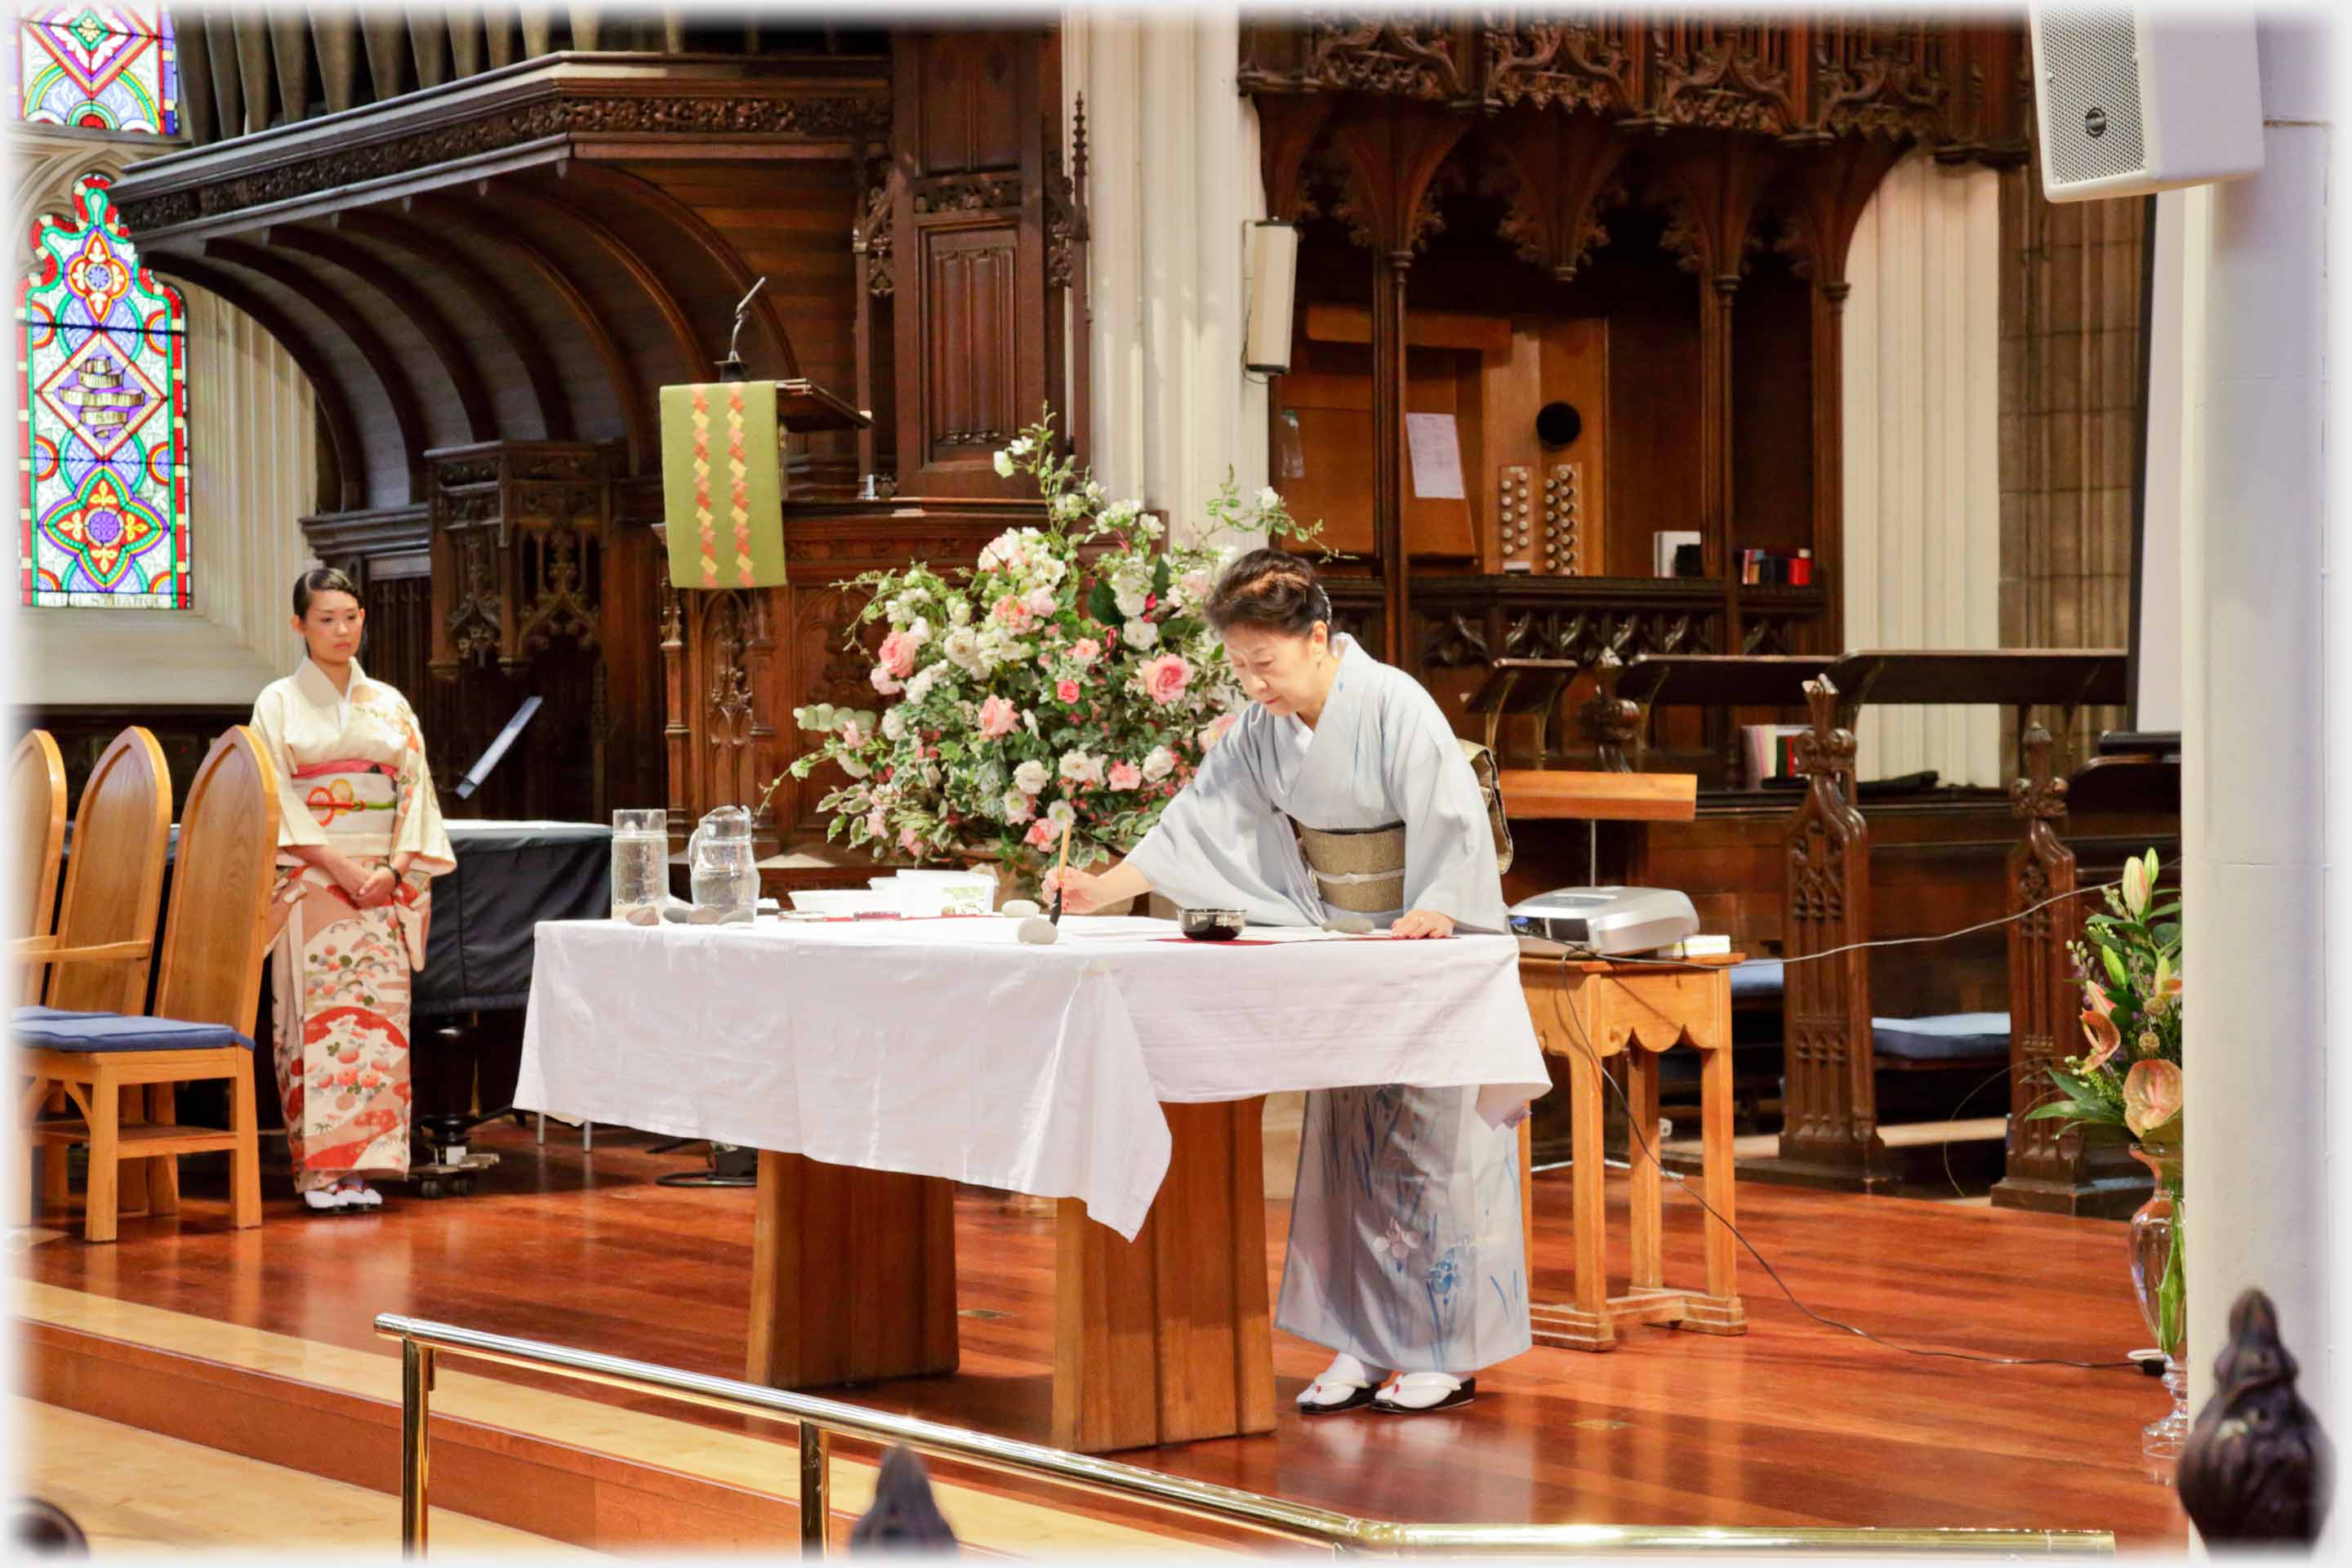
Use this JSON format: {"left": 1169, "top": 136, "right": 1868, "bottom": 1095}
{"left": 1296, "top": 1352, "right": 1383, "bottom": 1416}
{"left": 334, "top": 1178, "right": 384, "bottom": 1209}
{"left": 1370, "top": 1372, "right": 1477, "bottom": 1414}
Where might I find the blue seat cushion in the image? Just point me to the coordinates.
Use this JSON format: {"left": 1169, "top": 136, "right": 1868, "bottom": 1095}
{"left": 1871, "top": 1011, "right": 2011, "bottom": 1062}
{"left": 1730, "top": 959, "right": 1784, "bottom": 1002}
{"left": 15, "top": 1004, "right": 254, "bottom": 1054}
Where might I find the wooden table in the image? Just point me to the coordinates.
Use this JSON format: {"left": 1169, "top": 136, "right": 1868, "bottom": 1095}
{"left": 1517, "top": 953, "right": 1747, "bottom": 1351}
{"left": 747, "top": 1098, "right": 1275, "bottom": 1454}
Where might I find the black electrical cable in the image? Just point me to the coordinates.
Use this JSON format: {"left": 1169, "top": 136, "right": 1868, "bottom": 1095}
{"left": 1545, "top": 874, "right": 2141, "bottom": 1372}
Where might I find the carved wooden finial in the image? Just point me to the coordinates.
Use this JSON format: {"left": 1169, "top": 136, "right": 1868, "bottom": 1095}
{"left": 2011, "top": 721, "right": 2069, "bottom": 822}
{"left": 1579, "top": 648, "right": 1642, "bottom": 770}
{"left": 1793, "top": 676, "right": 1856, "bottom": 782}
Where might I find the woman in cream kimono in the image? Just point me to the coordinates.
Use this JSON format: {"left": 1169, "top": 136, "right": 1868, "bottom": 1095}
{"left": 1056, "top": 549, "right": 1528, "bottom": 1415}
{"left": 252, "top": 568, "right": 454, "bottom": 1212}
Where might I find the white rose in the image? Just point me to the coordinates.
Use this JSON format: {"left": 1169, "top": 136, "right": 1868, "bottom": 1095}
{"left": 948, "top": 596, "right": 972, "bottom": 626}
{"left": 1046, "top": 799, "right": 1076, "bottom": 827}
{"left": 1025, "top": 586, "right": 1058, "bottom": 616}
{"left": 1257, "top": 487, "right": 1281, "bottom": 510}
{"left": 1123, "top": 617, "right": 1160, "bottom": 650}
{"left": 1178, "top": 569, "right": 1211, "bottom": 604}
{"left": 1115, "top": 590, "right": 1148, "bottom": 620}
{"left": 1010, "top": 436, "right": 1035, "bottom": 457}
{"left": 993, "top": 451, "right": 1015, "bottom": 478}
{"left": 881, "top": 710, "right": 907, "bottom": 742}
{"left": 1031, "top": 554, "right": 1067, "bottom": 587}
{"left": 1142, "top": 745, "right": 1177, "bottom": 783}
{"left": 1013, "top": 760, "right": 1050, "bottom": 795}
{"left": 1058, "top": 751, "right": 1103, "bottom": 786}
{"left": 942, "top": 627, "right": 985, "bottom": 677}
{"left": 904, "top": 617, "right": 930, "bottom": 644}
{"left": 1000, "top": 789, "right": 1034, "bottom": 822}
{"left": 904, "top": 666, "right": 942, "bottom": 705}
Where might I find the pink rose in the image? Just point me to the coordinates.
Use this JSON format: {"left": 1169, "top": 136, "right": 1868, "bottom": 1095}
{"left": 840, "top": 722, "right": 866, "bottom": 749}
{"left": 1199, "top": 710, "right": 1237, "bottom": 749}
{"left": 899, "top": 826, "right": 924, "bottom": 856}
{"left": 878, "top": 630, "right": 920, "bottom": 678}
{"left": 992, "top": 594, "right": 1034, "bottom": 631}
{"left": 1057, "top": 679, "right": 1081, "bottom": 704}
{"left": 1141, "top": 653, "right": 1193, "bottom": 706}
{"left": 1071, "top": 639, "right": 1101, "bottom": 666}
{"left": 864, "top": 808, "right": 888, "bottom": 839}
{"left": 1108, "top": 761, "right": 1143, "bottom": 791}
{"left": 2123, "top": 1058, "right": 2183, "bottom": 1139}
{"left": 870, "top": 666, "right": 903, "bottom": 696}
{"left": 1025, "top": 817, "right": 1058, "bottom": 849}
{"left": 977, "top": 694, "right": 1019, "bottom": 740}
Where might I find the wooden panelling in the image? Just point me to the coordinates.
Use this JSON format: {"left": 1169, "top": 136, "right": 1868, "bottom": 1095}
{"left": 922, "top": 226, "right": 1022, "bottom": 461}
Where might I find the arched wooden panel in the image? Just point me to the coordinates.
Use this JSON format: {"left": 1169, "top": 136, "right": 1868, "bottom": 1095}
{"left": 332, "top": 207, "right": 577, "bottom": 441}
{"left": 399, "top": 190, "right": 648, "bottom": 469}
{"left": 554, "top": 160, "right": 801, "bottom": 378}
{"left": 492, "top": 178, "right": 706, "bottom": 385}
{"left": 203, "top": 238, "right": 434, "bottom": 501}
{"left": 264, "top": 224, "right": 499, "bottom": 441}
{"left": 150, "top": 253, "right": 364, "bottom": 511}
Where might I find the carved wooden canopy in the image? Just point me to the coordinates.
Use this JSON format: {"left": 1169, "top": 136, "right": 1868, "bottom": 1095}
{"left": 105, "top": 54, "right": 891, "bottom": 514}
{"left": 1239, "top": 14, "right": 2029, "bottom": 164}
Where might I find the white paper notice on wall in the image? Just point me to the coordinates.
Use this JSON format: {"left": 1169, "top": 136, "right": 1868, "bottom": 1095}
{"left": 1405, "top": 412, "right": 1465, "bottom": 500}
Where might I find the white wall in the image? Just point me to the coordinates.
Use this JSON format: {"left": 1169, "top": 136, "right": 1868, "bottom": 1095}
{"left": 2136, "top": 191, "right": 2193, "bottom": 734}
{"left": 2180, "top": 16, "right": 2340, "bottom": 1530}
{"left": 1062, "top": 7, "right": 1270, "bottom": 547}
{"left": 10, "top": 127, "right": 318, "bottom": 707}
{"left": 1840, "top": 151, "right": 2006, "bottom": 787}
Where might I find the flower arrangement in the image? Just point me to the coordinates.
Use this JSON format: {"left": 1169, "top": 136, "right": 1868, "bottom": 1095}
{"left": 2027, "top": 848, "right": 2184, "bottom": 1348}
{"left": 781, "top": 409, "right": 1312, "bottom": 892}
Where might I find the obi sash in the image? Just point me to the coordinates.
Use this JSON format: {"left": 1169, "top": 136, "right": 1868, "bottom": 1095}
{"left": 295, "top": 758, "right": 397, "bottom": 837}
{"left": 1290, "top": 820, "right": 1408, "bottom": 915}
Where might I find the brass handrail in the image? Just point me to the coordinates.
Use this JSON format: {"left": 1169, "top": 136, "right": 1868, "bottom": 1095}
{"left": 376, "top": 1313, "right": 2117, "bottom": 1558}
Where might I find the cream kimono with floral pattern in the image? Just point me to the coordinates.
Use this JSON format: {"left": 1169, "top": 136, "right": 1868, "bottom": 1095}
{"left": 252, "top": 658, "right": 454, "bottom": 1192}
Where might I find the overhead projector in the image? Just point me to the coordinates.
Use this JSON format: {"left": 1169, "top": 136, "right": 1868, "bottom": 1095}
{"left": 1508, "top": 887, "right": 1699, "bottom": 956}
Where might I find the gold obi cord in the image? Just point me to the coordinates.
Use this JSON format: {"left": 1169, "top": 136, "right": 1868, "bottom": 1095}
{"left": 1292, "top": 821, "right": 1408, "bottom": 915}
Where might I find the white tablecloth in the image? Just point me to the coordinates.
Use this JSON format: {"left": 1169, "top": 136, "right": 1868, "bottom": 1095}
{"left": 516, "top": 915, "right": 1548, "bottom": 1240}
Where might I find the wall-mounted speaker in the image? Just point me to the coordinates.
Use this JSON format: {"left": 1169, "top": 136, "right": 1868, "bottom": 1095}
{"left": 2026, "top": 7, "right": 2261, "bottom": 203}
{"left": 1243, "top": 220, "right": 1300, "bottom": 375}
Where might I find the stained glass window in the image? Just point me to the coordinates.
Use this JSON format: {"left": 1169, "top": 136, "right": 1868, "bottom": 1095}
{"left": 14, "top": 6, "right": 177, "bottom": 135}
{"left": 18, "top": 174, "right": 190, "bottom": 608}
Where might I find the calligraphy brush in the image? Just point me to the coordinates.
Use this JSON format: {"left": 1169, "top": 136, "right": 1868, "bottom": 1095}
{"left": 1049, "top": 819, "right": 1073, "bottom": 927}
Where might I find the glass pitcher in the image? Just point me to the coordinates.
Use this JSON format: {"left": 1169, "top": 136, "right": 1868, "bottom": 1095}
{"left": 610, "top": 808, "right": 668, "bottom": 922}
{"left": 688, "top": 806, "right": 759, "bottom": 919}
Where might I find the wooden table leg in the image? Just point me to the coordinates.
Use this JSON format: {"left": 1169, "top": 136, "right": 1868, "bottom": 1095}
{"left": 1531, "top": 1014, "right": 1616, "bottom": 1352}
{"left": 746, "top": 1151, "right": 959, "bottom": 1389}
{"left": 1681, "top": 1039, "right": 1748, "bottom": 1335}
{"left": 1625, "top": 1050, "right": 1662, "bottom": 1294}
{"left": 1054, "top": 1098, "right": 1275, "bottom": 1453}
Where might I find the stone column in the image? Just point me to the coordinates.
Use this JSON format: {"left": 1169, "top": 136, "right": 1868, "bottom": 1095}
{"left": 2180, "top": 15, "right": 2338, "bottom": 1481}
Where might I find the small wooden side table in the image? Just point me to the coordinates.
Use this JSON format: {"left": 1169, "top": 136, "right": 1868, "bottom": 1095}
{"left": 1517, "top": 952, "right": 1748, "bottom": 1352}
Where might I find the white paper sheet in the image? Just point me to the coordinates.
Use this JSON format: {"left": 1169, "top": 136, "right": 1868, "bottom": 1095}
{"left": 1405, "top": 412, "right": 1466, "bottom": 500}
{"left": 516, "top": 914, "right": 1548, "bottom": 1240}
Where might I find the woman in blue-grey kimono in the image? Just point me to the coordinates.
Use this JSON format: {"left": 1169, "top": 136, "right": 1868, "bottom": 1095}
{"left": 1054, "top": 548, "right": 1530, "bottom": 1414}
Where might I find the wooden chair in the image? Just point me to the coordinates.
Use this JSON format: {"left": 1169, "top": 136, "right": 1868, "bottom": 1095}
{"left": 14, "top": 728, "right": 169, "bottom": 1220}
{"left": 7, "top": 732, "right": 68, "bottom": 995}
{"left": 20, "top": 727, "right": 275, "bottom": 1241}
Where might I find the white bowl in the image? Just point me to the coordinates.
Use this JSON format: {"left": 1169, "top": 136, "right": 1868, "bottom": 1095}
{"left": 789, "top": 888, "right": 893, "bottom": 915}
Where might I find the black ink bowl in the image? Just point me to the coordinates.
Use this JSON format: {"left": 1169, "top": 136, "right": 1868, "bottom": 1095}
{"left": 1179, "top": 908, "right": 1248, "bottom": 942}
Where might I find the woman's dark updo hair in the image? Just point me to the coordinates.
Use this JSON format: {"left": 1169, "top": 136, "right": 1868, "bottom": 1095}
{"left": 1205, "top": 548, "right": 1333, "bottom": 639}
{"left": 292, "top": 566, "right": 361, "bottom": 617}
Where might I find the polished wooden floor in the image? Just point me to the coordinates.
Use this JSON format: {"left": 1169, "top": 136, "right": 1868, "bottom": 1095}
{"left": 20, "top": 1120, "right": 2190, "bottom": 1548}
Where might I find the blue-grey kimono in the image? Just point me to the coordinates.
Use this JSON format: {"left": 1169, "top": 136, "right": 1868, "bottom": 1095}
{"left": 1127, "top": 635, "right": 1531, "bottom": 1375}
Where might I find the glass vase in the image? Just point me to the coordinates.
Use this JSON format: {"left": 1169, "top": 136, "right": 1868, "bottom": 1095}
{"left": 2127, "top": 1139, "right": 2188, "bottom": 1459}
